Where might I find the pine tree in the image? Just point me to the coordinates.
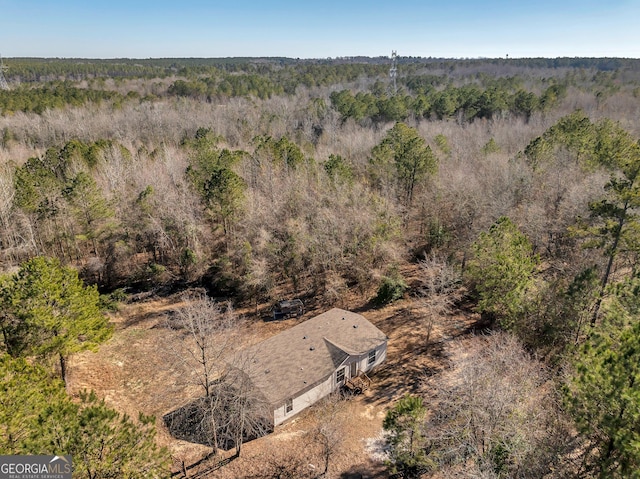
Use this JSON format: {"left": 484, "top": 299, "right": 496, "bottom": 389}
{"left": 565, "top": 279, "right": 640, "bottom": 477}
{"left": 0, "top": 354, "right": 169, "bottom": 477}
{"left": 466, "top": 216, "right": 539, "bottom": 329}
{"left": 383, "top": 394, "right": 429, "bottom": 477}
{"left": 69, "top": 392, "right": 169, "bottom": 479}
{"left": 0, "top": 257, "right": 112, "bottom": 383}
{"left": 63, "top": 171, "right": 115, "bottom": 257}
{"left": 370, "top": 122, "right": 437, "bottom": 205}
{"left": 0, "top": 354, "right": 69, "bottom": 454}
{"left": 575, "top": 132, "right": 640, "bottom": 325}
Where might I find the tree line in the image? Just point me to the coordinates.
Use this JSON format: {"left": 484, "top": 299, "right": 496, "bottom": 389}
{"left": 6, "top": 56, "right": 640, "bottom": 82}
{"left": 2, "top": 55, "right": 636, "bottom": 122}
{"left": 330, "top": 82, "right": 565, "bottom": 123}
{"left": 0, "top": 82, "right": 131, "bottom": 115}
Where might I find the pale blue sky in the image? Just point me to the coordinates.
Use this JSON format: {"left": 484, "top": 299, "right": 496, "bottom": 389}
{"left": 1, "top": 0, "right": 639, "bottom": 59}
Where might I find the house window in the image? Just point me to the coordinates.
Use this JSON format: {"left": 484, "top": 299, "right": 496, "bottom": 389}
{"left": 285, "top": 398, "right": 293, "bottom": 414}
{"left": 368, "top": 349, "right": 376, "bottom": 365}
{"left": 336, "top": 367, "right": 345, "bottom": 385}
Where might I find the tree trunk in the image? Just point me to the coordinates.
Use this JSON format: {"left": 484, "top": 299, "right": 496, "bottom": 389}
{"left": 591, "top": 198, "right": 629, "bottom": 326}
{"left": 0, "top": 321, "right": 13, "bottom": 355}
{"left": 323, "top": 447, "right": 330, "bottom": 476}
{"left": 210, "top": 408, "right": 219, "bottom": 457}
{"left": 59, "top": 353, "right": 67, "bottom": 386}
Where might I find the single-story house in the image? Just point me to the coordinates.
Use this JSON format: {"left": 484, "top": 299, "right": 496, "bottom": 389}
{"left": 237, "top": 308, "right": 388, "bottom": 427}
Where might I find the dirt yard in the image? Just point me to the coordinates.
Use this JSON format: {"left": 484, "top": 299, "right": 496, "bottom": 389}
{"left": 68, "top": 277, "right": 481, "bottom": 479}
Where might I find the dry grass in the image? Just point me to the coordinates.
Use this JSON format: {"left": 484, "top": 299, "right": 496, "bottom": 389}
{"left": 67, "top": 266, "right": 481, "bottom": 478}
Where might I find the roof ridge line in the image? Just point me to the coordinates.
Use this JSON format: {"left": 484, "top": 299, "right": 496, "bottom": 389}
{"left": 323, "top": 336, "right": 355, "bottom": 355}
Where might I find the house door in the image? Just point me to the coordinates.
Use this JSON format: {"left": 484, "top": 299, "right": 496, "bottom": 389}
{"left": 350, "top": 362, "right": 357, "bottom": 378}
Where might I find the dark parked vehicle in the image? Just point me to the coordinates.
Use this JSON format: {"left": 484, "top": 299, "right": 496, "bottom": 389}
{"left": 271, "top": 299, "right": 304, "bottom": 320}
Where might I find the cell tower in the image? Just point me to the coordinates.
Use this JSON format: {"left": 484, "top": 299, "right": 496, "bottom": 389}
{"left": 0, "top": 55, "right": 9, "bottom": 91}
{"left": 389, "top": 50, "right": 398, "bottom": 95}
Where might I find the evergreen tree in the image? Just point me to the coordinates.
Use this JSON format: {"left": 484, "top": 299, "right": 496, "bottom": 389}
{"left": 0, "top": 354, "right": 70, "bottom": 454}
{"left": 383, "top": 394, "right": 429, "bottom": 478}
{"left": 63, "top": 171, "right": 115, "bottom": 257}
{"left": 370, "top": 122, "right": 437, "bottom": 205}
{"left": 0, "top": 257, "right": 112, "bottom": 383}
{"left": 467, "top": 217, "right": 539, "bottom": 329}
{"left": 323, "top": 154, "right": 354, "bottom": 186}
{"left": 68, "top": 392, "right": 169, "bottom": 479}
{"left": 0, "top": 354, "right": 169, "bottom": 477}
{"left": 252, "top": 135, "right": 306, "bottom": 170}
{"left": 565, "top": 279, "right": 640, "bottom": 477}
{"left": 575, "top": 132, "right": 640, "bottom": 324}
{"left": 201, "top": 167, "right": 246, "bottom": 235}
{"left": 186, "top": 135, "right": 248, "bottom": 237}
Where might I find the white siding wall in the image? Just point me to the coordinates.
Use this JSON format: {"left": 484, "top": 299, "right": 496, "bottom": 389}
{"left": 365, "top": 342, "right": 387, "bottom": 372}
{"left": 349, "top": 341, "right": 387, "bottom": 376}
{"left": 273, "top": 374, "right": 334, "bottom": 426}
{"left": 272, "top": 341, "right": 387, "bottom": 427}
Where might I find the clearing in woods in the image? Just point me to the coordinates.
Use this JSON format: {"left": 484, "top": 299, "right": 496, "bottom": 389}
{"left": 67, "top": 272, "right": 480, "bottom": 478}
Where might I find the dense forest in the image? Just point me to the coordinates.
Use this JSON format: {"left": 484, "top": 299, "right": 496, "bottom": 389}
{"left": 1, "top": 55, "right": 640, "bottom": 478}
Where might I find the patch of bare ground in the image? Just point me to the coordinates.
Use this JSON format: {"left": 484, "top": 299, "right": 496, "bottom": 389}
{"left": 194, "top": 397, "right": 389, "bottom": 479}
{"left": 67, "top": 271, "right": 482, "bottom": 479}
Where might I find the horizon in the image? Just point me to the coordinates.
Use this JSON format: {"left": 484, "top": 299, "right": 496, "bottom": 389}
{"left": 3, "top": 54, "right": 640, "bottom": 61}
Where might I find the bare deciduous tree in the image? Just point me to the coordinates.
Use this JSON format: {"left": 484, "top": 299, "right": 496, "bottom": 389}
{"left": 221, "top": 349, "right": 272, "bottom": 457}
{"left": 165, "top": 292, "right": 270, "bottom": 457}
{"left": 423, "top": 333, "right": 571, "bottom": 478}
{"left": 307, "top": 394, "right": 346, "bottom": 477}
{"left": 167, "top": 291, "right": 239, "bottom": 397}
{"left": 246, "top": 446, "right": 315, "bottom": 479}
{"left": 416, "top": 254, "right": 463, "bottom": 343}
{"left": 165, "top": 292, "right": 240, "bottom": 455}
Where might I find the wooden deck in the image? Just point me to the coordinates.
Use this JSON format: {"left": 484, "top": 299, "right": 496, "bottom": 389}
{"left": 343, "top": 372, "right": 371, "bottom": 395}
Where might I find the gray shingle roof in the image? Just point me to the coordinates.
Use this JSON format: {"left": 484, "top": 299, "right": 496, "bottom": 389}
{"left": 237, "top": 308, "right": 387, "bottom": 408}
